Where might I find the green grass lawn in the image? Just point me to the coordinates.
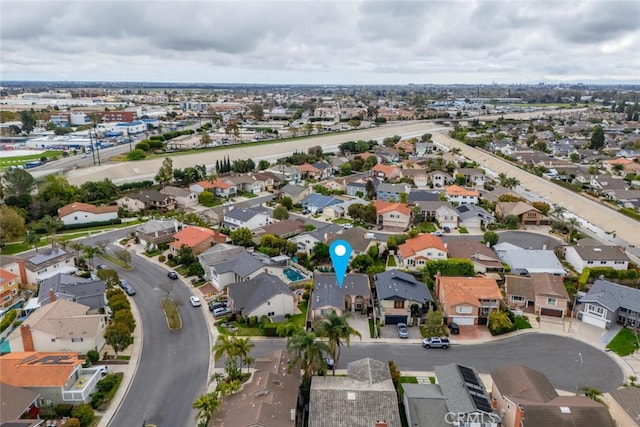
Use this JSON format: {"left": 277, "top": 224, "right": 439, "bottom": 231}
{"left": 332, "top": 218, "right": 352, "bottom": 225}
{"left": 607, "top": 328, "right": 640, "bottom": 357}
{"left": 514, "top": 316, "right": 532, "bottom": 330}
{"left": 0, "top": 150, "right": 64, "bottom": 168}
{"left": 416, "top": 222, "right": 437, "bottom": 233}
{"left": 387, "top": 255, "right": 397, "bottom": 267}
{"left": 101, "top": 254, "right": 131, "bottom": 269}
{"left": 160, "top": 297, "right": 182, "bottom": 330}
{"left": 369, "top": 318, "right": 376, "bottom": 338}
{"left": 458, "top": 226, "right": 469, "bottom": 234}
{"left": 220, "top": 300, "right": 308, "bottom": 337}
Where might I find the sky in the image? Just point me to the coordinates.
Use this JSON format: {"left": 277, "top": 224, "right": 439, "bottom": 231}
{"left": 1, "top": 0, "right": 639, "bottom": 85}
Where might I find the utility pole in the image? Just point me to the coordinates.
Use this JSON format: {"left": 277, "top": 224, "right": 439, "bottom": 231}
{"left": 575, "top": 352, "right": 583, "bottom": 396}
{"left": 90, "top": 126, "right": 97, "bottom": 166}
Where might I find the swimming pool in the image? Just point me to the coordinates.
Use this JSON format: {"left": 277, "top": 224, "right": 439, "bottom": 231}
{"left": 284, "top": 268, "right": 306, "bottom": 282}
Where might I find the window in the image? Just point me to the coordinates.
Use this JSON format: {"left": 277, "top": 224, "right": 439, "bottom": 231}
{"left": 267, "top": 301, "right": 271, "bottom": 306}
{"left": 511, "top": 295, "right": 524, "bottom": 302}
{"left": 267, "top": 311, "right": 275, "bottom": 317}
{"left": 586, "top": 304, "right": 605, "bottom": 317}
{"left": 71, "top": 338, "right": 84, "bottom": 343}
{"left": 51, "top": 338, "right": 56, "bottom": 342}
{"left": 615, "top": 261, "right": 626, "bottom": 264}
{"left": 547, "top": 298, "right": 557, "bottom": 306}
{"left": 600, "top": 261, "right": 607, "bottom": 264}
{"left": 394, "top": 301, "right": 405, "bottom": 309}
{"left": 457, "top": 306, "right": 473, "bottom": 314}
{"left": 587, "top": 261, "right": 594, "bottom": 264}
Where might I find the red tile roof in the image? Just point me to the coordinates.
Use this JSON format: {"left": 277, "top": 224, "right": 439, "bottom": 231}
{"left": 437, "top": 276, "right": 503, "bottom": 307}
{"left": 299, "top": 163, "right": 320, "bottom": 173}
{"left": 0, "top": 352, "right": 83, "bottom": 387}
{"left": 170, "top": 226, "right": 216, "bottom": 249}
{"left": 445, "top": 185, "right": 479, "bottom": 197}
{"left": 0, "top": 268, "right": 18, "bottom": 283}
{"left": 373, "top": 200, "right": 411, "bottom": 216}
{"left": 398, "top": 234, "right": 447, "bottom": 258}
{"left": 58, "top": 202, "right": 118, "bottom": 218}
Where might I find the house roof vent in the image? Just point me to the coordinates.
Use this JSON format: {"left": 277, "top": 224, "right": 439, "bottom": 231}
{"left": 560, "top": 406, "right": 571, "bottom": 414}
{"left": 347, "top": 392, "right": 356, "bottom": 400}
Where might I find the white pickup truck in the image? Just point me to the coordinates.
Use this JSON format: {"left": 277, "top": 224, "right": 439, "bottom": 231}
{"left": 422, "top": 337, "right": 450, "bottom": 349}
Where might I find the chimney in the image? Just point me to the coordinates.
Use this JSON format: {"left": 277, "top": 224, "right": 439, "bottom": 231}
{"left": 374, "top": 422, "right": 388, "bottom": 427}
{"left": 49, "top": 289, "right": 56, "bottom": 302}
{"left": 20, "top": 325, "right": 35, "bottom": 352}
{"left": 17, "top": 259, "right": 27, "bottom": 286}
{"left": 542, "top": 244, "right": 547, "bottom": 250}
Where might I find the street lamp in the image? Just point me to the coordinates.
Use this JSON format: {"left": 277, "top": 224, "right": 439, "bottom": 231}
{"left": 575, "top": 352, "right": 583, "bottom": 396}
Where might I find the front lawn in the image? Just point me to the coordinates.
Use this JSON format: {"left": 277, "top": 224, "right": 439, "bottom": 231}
{"left": 514, "top": 316, "right": 532, "bottom": 330}
{"left": 458, "top": 226, "right": 469, "bottom": 234}
{"left": 416, "top": 222, "right": 437, "bottom": 233}
{"left": 387, "top": 255, "right": 397, "bottom": 267}
{"left": 607, "top": 328, "right": 640, "bottom": 357}
{"left": 219, "top": 300, "right": 308, "bottom": 337}
{"left": 332, "top": 218, "right": 352, "bottom": 225}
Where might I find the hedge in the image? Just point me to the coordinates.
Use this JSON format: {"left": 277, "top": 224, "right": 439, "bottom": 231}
{"left": 0, "top": 309, "right": 17, "bottom": 333}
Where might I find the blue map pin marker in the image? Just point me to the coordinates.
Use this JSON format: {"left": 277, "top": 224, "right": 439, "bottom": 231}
{"left": 330, "top": 240, "right": 352, "bottom": 288}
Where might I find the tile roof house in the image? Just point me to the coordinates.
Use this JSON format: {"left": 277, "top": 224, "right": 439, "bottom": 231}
{"left": 562, "top": 244, "right": 630, "bottom": 273}
{"left": 455, "top": 167, "right": 485, "bottom": 188}
{"left": 491, "top": 364, "right": 614, "bottom": 427}
{"left": 223, "top": 206, "right": 273, "bottom": 231}
{"left": 605, "top": 387, "right": 640, "bottom": 427}
{"left": 208, "top": 350, "right": 301, "bottom": 427}
{"left": 169, "top": 226, "right": 221, "bottom": 256}
{"left": 427, "top": 171, "right": 453, "bottom": 188}
{"left": 309, "top": 358, "right": 401, "bottom": 427}
{"left": 227, "top": 273, "right": 295, "bottom": 321}
{"left": 0, "top": 382, "right": 40, "bottom": 424}
{"left": 0, "top": 267, "right": 20, "bottom": 309}
{"left": 210, "top": 179, "right": 238, "bottom": 198}
{"left": 436, "top": 204, "right": 460, "bottom": 230}
{"left": 38, "top": 273, "right": 106, "bottom": 311}
{"left": 403, "top": 363, "right": 500, "bottom": 427}
{"left": 2, "top": 248, "right": 76, "bottom": 288}
{"left": 445, "top": 238, "right": 504, "bottom": 273}
{"left": 197, "top": 244, "right": 269, "bottom": 291}
{"left": 373, "top": 200, "right": 411, "bottom": 230}
{"left": 0, "top": 352, "right": 103, "bottom": 404}
{"left": 371, "top": 163, "right": 402, "bottom": 180}
{"left": 136, "top": 219, "right": 182, "bottom": 248}
{"left": 116, "top": 189, "right": 176, "bottom": 212}
{"left": 7, "top": 299, "right": 108, "bottom": 353}
{"left": 435, "top": 276, "right": 503, "bottom": 326}
{"left": 224, "top": 175, "right": 263, "bottom": 195}
{"left": 577, "top": 279, "right": 640, "bottom": 330}
{"left": 57, "top": 202, "right": 118, "bottom": 226}
{"left": 445, "top": 185, "right": 480, "bottom": 205}
{"left": 505, "top": 274, "right": 569, "bottom": 318}
{"left": 374, "top": 270, "right": 433, "bottom": 326}
{"left": 326, "top": 227, "right": 378, "bottom": 257}
{"left": 298, "top": 162, "right": 322, "bottom": 180}
{"left": 397, "top": 234, "right": 448, "bottom": 269}
{"left": 160, "top": 185, "right": 199, "bottom": 208}
{"left": 494, "top": 243, "right": 566, "bottom": 276}
{"left": 496, "top": 201, "right": 548, "bottom": 226}
{"left": 376, "top": 183, "right": 411, "bottom": 202}
{"left": 189, "top": 180, "right": 216, "bottom": 194}
{"left": 310, "top": 273, "right": 371, "bottom": 324}
{"left": 400, "top": 168, "right": 430, "bottom": 188}
{"left": 414, "top": 200, "right": 450, "bottom": 222}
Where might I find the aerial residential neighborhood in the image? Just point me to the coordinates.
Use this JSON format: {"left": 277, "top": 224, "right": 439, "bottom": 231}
{"left": 1, "top": 2, "right": 640, "bottom": 425}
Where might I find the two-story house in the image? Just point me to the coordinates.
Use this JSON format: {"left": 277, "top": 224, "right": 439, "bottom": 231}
{"left": 373, "top": 200, "right": 411, "bottom": 230}
{"left": 310, "top": 273, "right": 371, "bottom": 324}
{"left": 371, "top": 163, "right": 402, "bottom": 180}
{"left": 397, "top": 234, "right": 448, "bottom": 269}
{"left": 197, "top": 244, "right": 268, "bottom": 291}
{"left": 0, "top": 268, "right": 20, "bottom": 309}
{"left": 38, "top": 274, "right": 106, "bottom": 311}
{"left": 505, "top": 274, "right": 570, "bottom": 318}
{"left": 227, "top": 273, "right": 295, "bottom": 320}
{"left": 288, "top": 224, "right": 342, "bottom": 254}
{"left": 223, "top": 206, "right": 273, "bottom": 231}
{"left": 298, "top": 163, "right": 323, "bottom": 180}
{"left": 446, "top": 238, "right": 504, "bottom": 273}
{"left": 495, "top": 201, "right": 547, "bottom": 226}
{"left": 3, "top": 248, "right": 77, "bottom": 289}
{"left": 577, "top": 279, "right": 640, "bottom": 330}
{"left": 169, "top": 226, "right": 224, "bottom": 256}
{"left": 116, "top": 189, "right": 176, "bottom": 212}
{"left": 57, "top": 202, "right": 118, "bottom": 226}
{"left": 435, "top": 275, "right": 503, "bottom": 326}
{"left": 160, "top": 186, "right": 199, "bottom": 208}
{"left": 444, "top": 185, "right": 479, "bottom": 205}
{"left": 376, "top": 183, "right": 411, "bottom": 202}
{"left": 400, "top": 169, "right": 430, "bottom": 188}
{"left": 374, "top": 270, "right": 433, "bottom": 326}
{"left": 455, "top": 168, "right": 485, "bottom": 188}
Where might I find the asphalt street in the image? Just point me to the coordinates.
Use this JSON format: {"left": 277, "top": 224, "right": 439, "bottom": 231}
{"left": 83, "top": 230, "right": 211, "bottom": 427}
{"left": 242, "top": 334, "right": 624, "bottom": 393}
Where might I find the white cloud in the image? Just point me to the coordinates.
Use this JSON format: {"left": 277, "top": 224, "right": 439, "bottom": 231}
{"left": 1, "top": 0, "right": 638, "bottom": 83}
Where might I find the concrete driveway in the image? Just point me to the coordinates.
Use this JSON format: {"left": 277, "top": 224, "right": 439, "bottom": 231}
{"left": 379, "top": 323, "right": 422, "bottom": 340}
{"left": 347, "top": 313, "right": 373, "bottom": 340}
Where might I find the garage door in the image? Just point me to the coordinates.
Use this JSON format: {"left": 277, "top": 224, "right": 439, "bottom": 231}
{"left": 581, "top": 313, "right": 607, "bottom": 329}
{"left": 450, "top": 316, "right": 475, "bottom": 326}
{"left": 540, "top": 308, "right": 563, "bottom": 318}
{"left": 384, "top": 315, "right": 408, "bottom": 325}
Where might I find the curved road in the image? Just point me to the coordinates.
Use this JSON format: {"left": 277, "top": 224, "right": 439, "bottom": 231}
{"left": 245, "top": 334, "right": 624, "bottom": 393}
{"left": 83, "top": 231, "right": 211, "bottom": 427}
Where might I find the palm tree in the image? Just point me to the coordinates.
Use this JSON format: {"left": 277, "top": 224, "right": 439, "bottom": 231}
{"left": 314, "top": 311, "right": 362, "bottom": 375}
{"left": 551, "top": 205, "right": 566, "bottom": 220}
{"left": 83, "top": 246, "right": 104, "bottom": 270}
{"left": 39, "top": 215, "right": 62, "bottom": 248}
{"left": 192, "top": 392, "right": 220, "bottom": 425}
{"left": 212, "top": 334, "right": 239, "bottom": 365}
{"left": 24, "top": 231, "right": 41, "bottom": 253}
{"left": 286, "top": 329, "right": 329, "bottom": 379}
{"left": 567, "top": 217, "right": 580, "bottom": 243}
{"left": 233, "top": 336, "right": 255, "bottom": 373}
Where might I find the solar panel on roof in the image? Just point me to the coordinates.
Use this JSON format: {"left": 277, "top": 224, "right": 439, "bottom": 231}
{"left": 458, "top": 205, "right": 470, "bottom": 213}
{"left": 471, "top": 394, "right": 494, "bottom": 413}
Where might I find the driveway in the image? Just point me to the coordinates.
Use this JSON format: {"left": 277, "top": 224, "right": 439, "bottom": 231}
{"left": 379, "top": 323, "right": 422, "bottom": 340}
{"left": 453, "top": 325, "right": 492, "bottom": 341}
{"left": 348, "top": 314, "right": 373, "bottom": 340}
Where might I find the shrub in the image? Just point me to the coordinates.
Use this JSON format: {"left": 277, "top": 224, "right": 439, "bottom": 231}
{"left": 62, "top": 418, "right": 81, "bottom": 427}
{"left": 158, "top": 255, "right": 166, "bottom": 263}
{"left": 135, "top": 142, "right": 150, "bottom": 152}
{"left": 262, "top": 324, "right": 279, "bottom": 337}
{"left": 126, "top": 149, "right": 146, "bottom": 161}
{"left": 0, "top": 309, "right": 17, "bottom": 333}
{"left": 71, "top": 403, "right": 94, "bottom": 427}
{"left": 87, "top": 349, "right": 99, "bottom": 364}
{"left": 91, "top": 391, "right": 105, "bottom": 409}
{"left": 488, "top": 311, "right": 516, "bottom": 336}
{"left": 55, "top": 403, "right": 74, "bottom": 417}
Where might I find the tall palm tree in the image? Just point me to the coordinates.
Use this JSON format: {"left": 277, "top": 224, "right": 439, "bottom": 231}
{"left": 24, "top": 231, "right": 41, "bottom": 253}
{"left": 233, "top": 336, "right": 255, "bottom": 373}
{"left": 314, "top": 310, "right": 362, "bottom": 375}
{"left": 83, "top": 246, "right": 104, "bottom": 270}
{"left": 212, "top": 334, "right": 239, "bottom": 365}
{"left": 551, "top": 205, "right": 567, "bottom": 220}
{"left": 286, "top": 329, "right": 329, "bottom": 379}
{"left": 192, "top": 392, "right": 220, "bottom": 425}
{"left": 567, "top": 217, "right": 580, "bottom": 243}
{"left": 39, "top": 215, "right": 62, "bottom": 248}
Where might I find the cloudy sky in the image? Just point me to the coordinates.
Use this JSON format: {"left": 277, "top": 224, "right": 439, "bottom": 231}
{"left": 1, "top": 0, "right": 639, "bottom": 84}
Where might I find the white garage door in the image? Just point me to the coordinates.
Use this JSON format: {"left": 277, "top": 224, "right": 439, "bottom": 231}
{"left": 450, "top": 316, "right": 475, "bottom": 326}
{"left": 581, "top": 313, "right": 607, "bottom": 329}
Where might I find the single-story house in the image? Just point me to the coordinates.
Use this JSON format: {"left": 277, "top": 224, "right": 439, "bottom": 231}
{"left": 278, "top": 183, "right": 311, "bottom": 204}
{"left": 289, "top": 224, "right": 342, "bottom": 254}
{"left": 435, "top": 275, "right": 503, "bottom": 326}
{"left": 505, "top": 273, "right": 570, "bottom": 318}
{"left": 494, "top": 243, "right": 566, "bottom": 276}
{"left": 57, "top": 202, "right": 118, "bottom": 226}
{"left": 326, "top": 227, "right": 379, "bottom": 259}
{"left": 223, "top": 206, "right": 273, "bottom": 231}
{"left": 374, "top": 270, "right": 433, "bottom": 326}
{"left": 38, "top": 273, "right": 106, "bottom": 311}
{"left": 302, "top": 194, "right": 342, "bottom": 214}
{"left": 397, "top": 234, "right": 448, "bottom": 269}
{"left": 445, "top": 238, "right": 504, "bottom": 273}
{"left": 455, "top": 204, "right": 495, "bottom": 229}
{"left": 577, "top": 279, "right": 640, "bottom": 330}
{"left": 136, "top": 219, "right": 182, "bottom": 248}
{"left": 323, "top": 197, "right": 368, "bottom": 219}
{"left": 253, "top": 219, "right": 307, "bottom": 241}
{"left": 0, "top": 382, "right": 40, "bottom": 424}
{"left": 376, "top": 183, "right": 411, "bottom": 202}
{"left": 605, "top": 387, "right": 640, "bottom": 427}
{"left": 310, "top": 273, "right": 371, "bottom": 324}
{"left": 495, "top": 201, "right": 548, "bottom": 226}
{"left": 563, "top": 244, "right": 630, "bottom": 273}
{"left": 227, "top": 273, "right": 295, "bottom": 321}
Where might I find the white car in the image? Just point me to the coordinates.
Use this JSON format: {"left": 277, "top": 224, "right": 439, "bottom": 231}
{"left": 189, "top": 296, "right": 202, "bottom": 307}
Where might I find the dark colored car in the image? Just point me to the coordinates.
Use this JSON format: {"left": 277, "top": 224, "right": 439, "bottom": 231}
{"left": 167, "top": 271, "right": 178, "bottom": 280}
{"left": 122, "top": 284, "right": 136, "bottom": 296}
{"left": 448, "top": 322, "right": 460, "bottom": 335}
{"left": 209, "top": 301, "right": 227, "bottom": 312}
{"left": 443, "top": 226, "right": 451, "bottom": 233}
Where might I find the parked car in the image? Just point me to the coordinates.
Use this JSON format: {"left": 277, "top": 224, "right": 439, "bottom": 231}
{"left": 119, "top": 279, "right": 129, "bottom": 289}
{"left": 397, "top": 323, "right": 409, "bottom": 339}
{"left": 422, "top": 337, "right": 450, "bottom": 349}
{"left": 122, "top": 283, "right": 136, "bottom": 296}
{"left": 443, "top": 226, "right": 451, "bottom": 233}
{"left": 325, "top": 357, "right": 335, "bottom": 370}
{"left": 96, "top": 264, "right": 108, "bottom": 271}
{"left": 432, "top": 231, "right": 444, "bottom": 237}
{"left": 167, "top": 271, "right": 178, "bottom": 280}
{"left": 342, "top": 223, "right": 354, "bottom": 229}
{"left": 448, "top": 322, "right": 460, "bottom": 335}
{"left": 94, "top": 365, "right": 109, "bottom": 376}
{"left": 209, "top": 301, "right": 227, "bottom": 312}
{"left": 189, "top": 296, "right": 202, "bottom": 307}
{"left": 213, "top": 307, "right": 230, "bottom": 317}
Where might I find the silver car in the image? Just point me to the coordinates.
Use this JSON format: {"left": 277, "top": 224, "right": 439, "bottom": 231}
{"left": 397, "top": 323, "right": 409, "bottom": 339}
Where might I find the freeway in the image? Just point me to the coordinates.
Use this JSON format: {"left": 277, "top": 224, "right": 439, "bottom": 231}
{"left": 241, "top": 334, "right": 624, "bottom": 393}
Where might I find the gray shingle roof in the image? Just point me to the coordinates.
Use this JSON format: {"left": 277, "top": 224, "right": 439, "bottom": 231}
{"left": 280, "top": 183, "right": 307, "bottom": 197}
{"left": 497, "top": 249, "right": 565, "bottom": 275}
{"left": 228, "top": 273, "right": 294, "bottom": 315}
{"left": 224, "top": 206, "right": 269, "bottom": 222}
{"left": 306, "top": 223, "right": 342, "bottom": 242}
{"left": 402, "top": 384, "right": 449, "bottom": 427}
{"left": 213, "top": 251, "right": 266, "bottom": 277}
{"left": 580, "top": 279, "right": 640, "bottom": 313}
{"left": 38, "top": 273, "right": 105, "bottom": 305}
{"left": 302, "top": 193, "right": 342, "bottom": 209}
{"left": 311, "top": 273, "right": 370, "bottom": 310}
{"left": 490, "top": 364, "right": 559, "bottom": 403}
{"left": 455, "top": 204, "right": 495, "bottom": 222}
{"left": 572, "top": 245, "right": 630, "bottom": 262}
{"left": 434, "top": 364, "right": 495, "bottom": 417}
{"left": 374, "top": 270, "right": 433, "bottom": 303}
{"left": 608, "top": 387, "right": 640, "bottom": 425}
{"left": 326, "top": 227, "right": 373, "bottom": 253}
{"left": 136, "top": 219, "right": 180, "bottom": 234}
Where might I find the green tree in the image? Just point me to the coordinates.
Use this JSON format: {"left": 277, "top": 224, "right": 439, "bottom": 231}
{"left": 350, "top": 254, "right": 373, "bottom": 273}
{"left": 340, "top": 162, "right": 352, "bottom": 176}
{"left": 505, "top": 214, "right": 520, "bottom": 229}
{"left": 483, "top": 231, "right": 499, "bottom": 247}
{"left": 104, "top": 322, "right": 131, "bottom": 356}
{"left": 280, "top": 196, "right": 293, "bottom": 210}
{"left": 229, "top": 227, "right": 253, "bottom": 247}
{"left": 127, "top": 149, "right": 146, "bottom": 160}
{"left": 286, "top": 329, "right": 329, "bottom": 379}
{"left": 2, "top": 168, "right": 35, "bottom": 197}
{"left": 273, "top": 205, "right": 289, "bottom": 220}
{"left": 83, "top": 246, "right": 104, "bottom": 270}
{"left": 531, "top": 201, "right": 550, "bottom": 215}
{"left": 423, "top": 259, "right": 475, "bottom": 281}
{"left": 113, "top": 309, "right": 136, "bottom": 333}
{"left": 71, "top": 403, "right": 94, "bottom": 427}
{"left": 192, "top": 392, "right": 221, "bottom": 425}
{"left": 200, "top": 132, "right": 212, "bottom": 146}
{"left": 248, "top": 104, "right": 264, "bottom": 121}
{"left": 0, "top": 205, "right": 26, "bottom": 242}
{"left": 258, "top": 159, "right": 270, "bottom": 170}
{"left": 39, "top": 215, "right": 62, "bottom": 248}
{"left": 96, "top": 268, "right": 119, "bottom": 288}
{"left": 314, "top": 311, "right": 361, "bottom": 375}
{"left": 589, "top": 125, "right": 605, "bottom": 150}
{"left": 347, "top": 118, "right": 361, "bottom": 129}
{"left": 311, "top": 242, "right": 330, "bottom": 263}
{"left": 155, "top": 157, "right": 173, "bottom": 188}
{"left": 198, "top": 191, "right": 216, "bottom": 207}
{"left": 422, "top": 309, "right": 445, "bottom": 337}
{"left": 488, "top": 310, "right": 515, "bottom": 335}
{"left": 233, "top": 336, "right": 255, "bottom": 373}
{"left": 24, "top": 230, "right": 41, "bottom": 253}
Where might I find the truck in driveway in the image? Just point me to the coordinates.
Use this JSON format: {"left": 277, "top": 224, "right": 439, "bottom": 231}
{"left": 422, "top": 337, "right": 450, "bottom": 349}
